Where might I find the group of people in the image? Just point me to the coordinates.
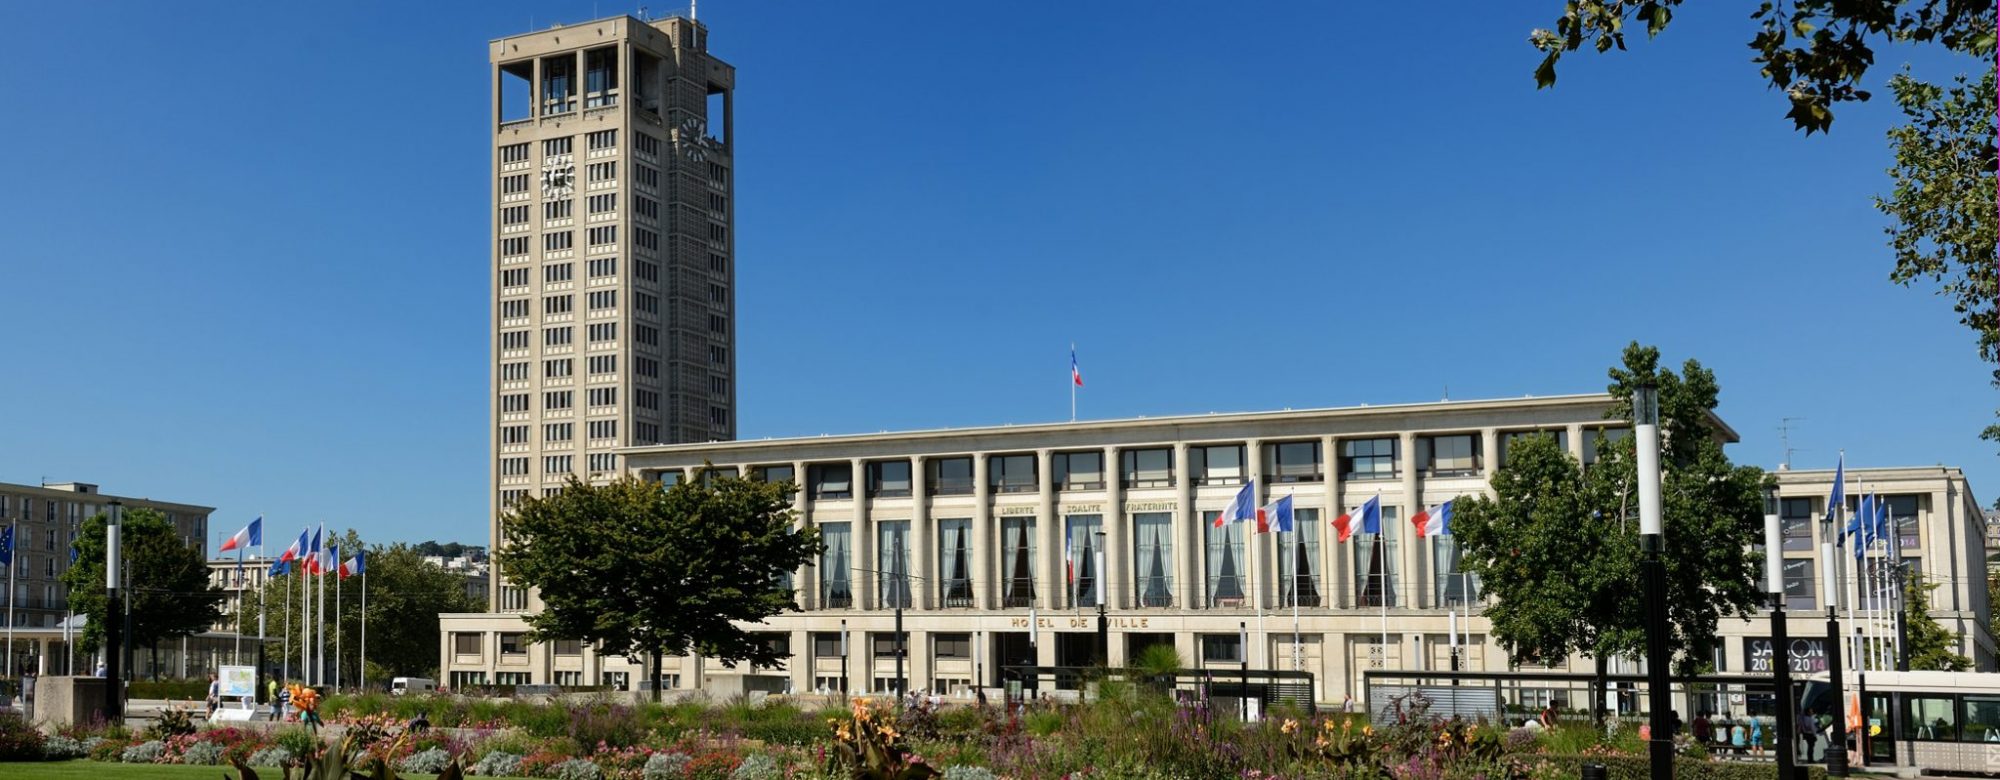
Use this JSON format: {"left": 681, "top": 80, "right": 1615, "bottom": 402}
{"left": 202, "top": 675, "right": 320, "bottom": 730}
{"left": 1691, "top": 710, "right": 1768, "bottom": 754}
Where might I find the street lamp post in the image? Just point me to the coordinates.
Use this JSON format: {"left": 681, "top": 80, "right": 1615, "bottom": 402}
{"left": 103, "top": 500, "right": 123, "bottom": 724}
{"left": 1634, "top": 383, "right": 1673, "bottom": 780}
{"left": 1239, "top": 621, "right": 1249, "bottom": 722}
{"left": 1095, "top": 530, "right": 1107, "bottom": 667}
{"left": 839, "top": 619, "right": 848, "bottom": 699}
{"left": 1819, "top": 496, "right": 1849, "bottom": 776}
{"left": 1765, "top": 484, "right": 1796, "bottom": 780}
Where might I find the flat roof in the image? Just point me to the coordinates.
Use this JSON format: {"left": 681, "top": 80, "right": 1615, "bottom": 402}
{"left": 621, "top": 393, "right": 1741, "bottom": 456}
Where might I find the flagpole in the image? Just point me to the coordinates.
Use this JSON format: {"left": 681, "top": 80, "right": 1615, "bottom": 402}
{"left": 359, "top": 561, "right": 367, "bottom": 693}
{"left": 235, "top": 545, "right": 244, "bottom": 666}
{"left": 6, "top": 519, "right": 15, "bottom": 679}
{"left": 1289, "top": 529, "right": 1300, "bottom": 671}
{"left": 336, "top": 548, "right": 343, "bottom": 691}
{"left": 282, "top": 565, "right": 291, "bottom": 684}
{"left": 1888, "top": 508, "right": 1904, "bottom": 669}
{"left": 1069, "top": 343, "right": 1076, "bottom": 423}
{"left": 317, "top": 531, "right": 327, "bottom": 687}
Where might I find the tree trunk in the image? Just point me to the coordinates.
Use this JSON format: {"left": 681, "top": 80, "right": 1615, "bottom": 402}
{"left": 1592, "top": 654, "right": 1608, "bottom": 727}
{"left": 149, "top": 643, "right": 159, "bottom": 681}
{"left": 650, "top": 648, "right": 663, "bottom": 704}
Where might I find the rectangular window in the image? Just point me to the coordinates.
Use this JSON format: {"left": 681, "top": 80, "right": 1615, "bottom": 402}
{"left": 500, "top": 174, "right": 529, "bottom": 194}
{"left": 499, "top": 632, "right": 527, "bottom": 654}
{"left": 1781, "top": 497, "right": 1816, "bottom": 551}
{"left": 454, "top": 633, "right": 481, "bottom": 655}
{"left": 1191, "top": 444, "right": 1245, "bottom": 486}
{"left": 1580, "top": 426, "right": 1631, "bottom": 465}
{"left": 554, "top": 639, "right": 583, "bottom": 656}
{"left": 934, "top": 633, "right": 971, "bottom": 659}
{"left": 989, "top": 454, "right": 1036, "bottom": 493}
{"left": 587, "top": 420, "right": 616, "bottom": 439}
{"left": 926, "top": 457, "right": 974, "bottom": 495}
{"left": 587, "top": 387, "right": 616, "bottom": 406}
{"left": 1432, "top": 531, "right": 1481, "bottom": 606}
{"left": 500, "top": 394, "right": 529, "bottom": 412}
{"left": 1122, "top": 448, "right": 1173, "bottom": 488}
{"left": 499, "top": 362, "right": 529, "bottom": 381}
{"left": 1419, "top": 434, "right": 1480, "bottom": 476}
{"left": 635, "top": 228, "right": 659, "bottom": 251}
{"left": 588, "top": 453, "right": 616, "bottom": 473}
{"left": 499, "top": 457, "right": 529, "bottom": 475}
{"left": 708, "top": 345, "right": 728, "bottom": 365}
{"left": 937, "top": 518, "right": 973, "bottom": 607}
{"left": 751, "top": 465, "right": 795, "bottom": 484}
{"left": 636, "top": 260, "right": 658, "bottom": 282}
{"left": 587, "top": 225, "right": 617, "bottom": 245}
{"left": 866, "top": 461, "right": 912, "bottom": 497}
{"left": 543, "top": 232, "right": 573, "bottom": 251}
{"left": 544, "top": 263, "right": 573, "bottom": 283}
{"left": 500, "top": 205, "right": 529, "bottom": 225}
{"left": 1356, "top": 505, "right": 1400, "bottom": 607}
{"left": 500, "top": 237, "right": 530, "bottom": 256}
{"left": 635, "top": 357, "right": 659, "bottom": 377}
{"left": 499, "top": 143, "right": 529, "bottom": 163}
{"left": 635, "top": 133, "right": 660, "bottom": 156}
{"left": 1000, "top": 517, "right": 1037, "bottom": 607}
{"left": 1201, "top": 634, "right": 1242, "bottom": 664}
{"left": 543, "top": 294, "right": 572, "bottom": 314}
{"left": 543, "top": 199, "right": 573, "bottom": 220}
{"left": 637, "top": 292, "right": 660, "bottom": 314}
{"left": 1144, "top": 512, "right": 1168, "bottom": 608}
{"left": 1053, "top": 451, "right": 1104, "bottom": 491}
{"left": 1263, "top": 440, "right": 1323, "bottom": 482}
{"left": 587, "top": 355, "right": 616, "bottom": 374}
{"left": 710, "top": 375, "right": 728, "bottom": 394}
{"left": 1881, "top": 494, "right": 1920, "bottom": 548}
{"left": 636, "top": 165, "right": 658, "bottom": 188}
{"left": 1341, "top": 438, "right": 1400, "bottom": 480}
{"left": 709, "top": 253, "right": 728, "bottom": 272}
{"left": 500, "top": 299, "right": 529, "bottom": 319}
{"left": 819, "top": 523, "right": 852, "bottom": 608}
{"left": 543, "top": 455, "right": 573, "bottom": 473}
{"left": 588, "top": 161, "right": 616, "bottom": 182}
{"left": 588, "top": 290, "right": 617, "bottom": 310}
{"left": 1905, "top": 695, "right": 1957, "bottom": 740}
{"left": 1063, "top": 514, "right": 1104, "bottom": 608}
{"left": 877, "top": 520, "right": 912, "bottom": 609}
{"left": 544, "top": 391, "right": 573, "bottom": 410}
{"left": 542, "top": 137, "right": 572, "bottom": 156}
{"left": 544, "top": 423, "right": 573, "bottom": 442}
{"left": 1962, "top": 696, "right": 2000, "bottom": 744}
{"left": 1782, "top": 558, "right": 1816, "bottom": 610}
{"left": 588, "top": 193, "right": 616, "bottom": 214}
{"left": 1278, "top": 508, "right": 1323, "bottom": 607}
{"left": 636, "top": 195, "right": 660, "bottom": 220}
{"left": 543, "top": 358, "right": 572, "bottom": 378}
{"left": 809, "top": 463, "right": 853, "bottom": 500}
{"left": 588, "top": 323, "right": 618, "bottom": 342}
{"left": 587, "top": 257, "right": 616, "bottom": 277}
{"left": 635, "top": 324, "right": 657, "bottom": 345}
{"left": 1203, "top": 513, "right": 1248, "bottom": 607}
{"left": 501, "top": 268, "right": 529, "bottom": 287}
{"left": 586, "top": 129, "right": 617, "bottom": 150}
{"left": 542, "top": 327, "right": 571, "bottom": 347}
{"left": 635, "top": 389, "right": 659, "bottom": 410}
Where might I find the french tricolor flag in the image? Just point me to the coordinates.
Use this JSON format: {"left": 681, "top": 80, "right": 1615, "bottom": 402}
{"left": 278, "top": 529, "right": 308, "bottom": 563}
{"left": 1213, "top": 482, "right": 1256, "bottom": 528}
{"left": 1333, "top": 495, "right": 1381, "bottom": 543}
{"left": 219, "top": 516, "right": 262, "bottom": 553}
{"left": 1070, "top": 345, "right": 1083, "bottom": 387}
{"left": 1412, "top": 500, "right": 1454, "bottom": 538}
{"left": 1257, "top": 495, "right": 1294, "bottom": 534}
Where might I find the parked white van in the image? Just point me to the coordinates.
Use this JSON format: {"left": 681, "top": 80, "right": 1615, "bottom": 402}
{"left": 391, "top": 677, "right": 437, "bottom": 696}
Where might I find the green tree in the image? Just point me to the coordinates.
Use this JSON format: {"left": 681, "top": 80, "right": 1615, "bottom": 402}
{"left": 1877, "top": 70, "right": 1998, "bottom": 448}
{"left": 1453, "top": 344, "right": 1767, "bottom": 706}
{"left": 251, "top": 531, "right": 480, "bottom": 683}
{"left": 1528, "top": 0, "right": 1994, "bottom": 132}
{"left": 498, "top": 473, "right": 820, "bottom": 700}
{"left": 61, "top": 509, "right": 224, "bottom": 676}
{"left": 1902, "top": 574, "right": 1972, "bottom": 671}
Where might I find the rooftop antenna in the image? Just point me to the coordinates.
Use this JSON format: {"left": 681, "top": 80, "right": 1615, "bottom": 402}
{"left": 1442, "top": 383, "right": 1450, "bottom": 402}
{"left": 690, "top": 0, "right": 697, "bottom": 20}
{"left": 1778, "top": 417, "right": 1805, "bottom": 470}
{"left": 639, "top": 5, "right": 648, "bottom": 21}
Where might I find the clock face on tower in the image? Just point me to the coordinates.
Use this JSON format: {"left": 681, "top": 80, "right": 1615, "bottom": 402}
{"left": 540, "top": 155, "right": 574, "bottom": 198}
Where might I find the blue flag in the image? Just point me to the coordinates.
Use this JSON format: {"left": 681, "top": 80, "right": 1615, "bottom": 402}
{"left": 0, "top": 526, "right": 12, "bottom": 567}
{"left": 1825, "top": 454, "right": 1845, "bottom": 521}
{"left": 268, "top": 558, "right": 290, "bottom": 577}
{"left": 1851, "top": 494, "right": 1874, "bottom": 558}
{"left": 1873, "top": 496, "right": 1893, "bottom": 548}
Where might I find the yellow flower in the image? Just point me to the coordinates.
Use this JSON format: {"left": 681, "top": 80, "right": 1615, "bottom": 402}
{"left": 1362, "top": 724, "right": 1374, "bottom": 736}
{"left": 1314, "top": 736, "right": 1329, "bottom": 749}
{"left": 1281, "top": 719, "right": 1299, "bottom": 734}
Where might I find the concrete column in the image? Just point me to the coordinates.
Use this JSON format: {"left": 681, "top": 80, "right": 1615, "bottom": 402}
{"left": 852, "top": 458, "right": 872, "bottom": 611}
{"left": 793, "top": 460, "right": 812, "bottom": 610}
{"left": 1245, "top": 439, "right": 1266, "bottom": 610}
{"left": 1324, "top": 435, "right": 1343, "bottom": 609}
{"left": 789, "top": 629, "right": 811, "bottom": 694}
{"left": 1400, "top": 432, "right": 1421, "bottom": 609}
{"left": 908, "top": 629, "right": 930, "bottom": 693}
{"left": 1480, "top": 428, "right": 1500, "bottom": 478}
{"left": 1104, "top": 445, "right": 1125, "bottom": 610}
{"left": 911, "top": 455, "right": 931, "bottom": 610}
{"left": 1037, "top": 449, "right": 1058, "bottom": 610}
{"left": 973, "top": 454, "right": 993, "bottom": 610}
{"left": 1566, "top": 423, "right": 1586, "bottom": 463}
{"left": 1174, "top": 443, "right": 1197, "bottom": 609}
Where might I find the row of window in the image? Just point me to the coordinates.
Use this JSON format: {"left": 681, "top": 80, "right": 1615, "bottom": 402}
{"left": 664, "top": 432, "right": 1619, "bottom": 501}
{"left": 500, "top": 259, "right": 653, "bottom": 288}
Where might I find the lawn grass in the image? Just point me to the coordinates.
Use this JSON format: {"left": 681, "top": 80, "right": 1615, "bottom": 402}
{"left": 0, "top": 759, "right": 532, "bottom": 779}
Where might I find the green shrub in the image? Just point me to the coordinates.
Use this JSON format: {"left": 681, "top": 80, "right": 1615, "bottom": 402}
{"left": 273, "top": 726, "right": 319, "bottom": 759}
{"left": 1023, "top": 709, "right": 1065, "bottom": 736}
{"left": 397, "top": 746, "right": 452, "bottom": 774}
{"left": 0, "top": 711, "right": 47, "bottom": 761}
{"left": 247, "top": 746, "right": 295, "bottom": 767}
{"left": 121, "top": 740, "right": 166, "bottom": 763}
{"left": 182, "top": 740, "right": 227, "bottom": 765}
{"left": 553, "top": 756, "right": 603, "bottom": 780}
{"left": 475, "top": 750, "right": 525, "bottom": 777}
{"left": 1535, "top": 754, "right": 1829, "bottom": 780}
{"left": 42, "top": 735, "right": 92, "bottom": 760}
{"left": 644, "top": 752, "right": 692, "bottom": 779}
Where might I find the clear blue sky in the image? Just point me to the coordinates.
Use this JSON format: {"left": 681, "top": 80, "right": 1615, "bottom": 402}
{"left": 2, "top": 2, "right": 1989, "bottom": 549}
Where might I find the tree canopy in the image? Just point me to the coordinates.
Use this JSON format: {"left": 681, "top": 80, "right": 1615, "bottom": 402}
{"left": 1902, "top": 575, "right": 1972, "bottom": 671}
{"left": 61, "top": 508, "right": 224, "bottom": 659}
{"left": 1529, "top": 0, "right": 1995, "bottom": 133}
{"left": 497, "top": 473, "right": 820, "bottom": 691}
{"left": 1452, "top": 343, "right": 1767, "bottom": 676}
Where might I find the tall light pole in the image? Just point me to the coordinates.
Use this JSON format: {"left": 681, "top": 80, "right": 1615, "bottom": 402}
{"left": 1094, "top": 530, "right": 1107, "bottom": 667}
{"left": 1819, "top": 486, "right": 1849, "bottom": 776}
{"left": 1634, "top": 382, "right": 1673, "bottom": 780}
{"left": 103, "top": 500, "right": 123, "bottom": 724}
{"left": 839, "top": 618, "right": 848, "bottom": 698}
{"left": 1765, "top": 483, "right": 1795, "bottom": 780}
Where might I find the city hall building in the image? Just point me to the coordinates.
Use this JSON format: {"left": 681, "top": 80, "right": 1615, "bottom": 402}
{"left": 436, "top": 394, "right": 1994, "bottom": 701}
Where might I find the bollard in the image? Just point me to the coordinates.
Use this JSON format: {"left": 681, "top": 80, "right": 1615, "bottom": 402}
{"left": 1580, "top": 762, "right": 1607, "bottom": 780}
